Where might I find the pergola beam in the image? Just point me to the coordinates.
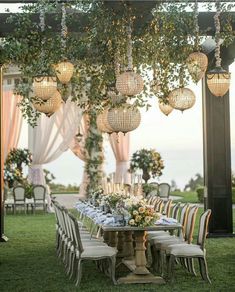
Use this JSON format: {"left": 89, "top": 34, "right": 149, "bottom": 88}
{"left": 0, "top": 11, "right": 234, "bottom": 37}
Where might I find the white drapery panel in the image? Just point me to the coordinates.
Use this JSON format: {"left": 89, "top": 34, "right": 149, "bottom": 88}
{"left": 28, "top": 99, "right": 83, "bottom": 185}
{"left": 69, "top": 114, "right": 89, "bottom": 197}
{"left": 3, "top": 91, "right": 23, "bottom": 162}
{"left": 109, "top": 132, "right": 131, "bottom": 184}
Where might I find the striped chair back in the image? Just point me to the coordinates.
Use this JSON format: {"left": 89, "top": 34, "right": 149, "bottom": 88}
{"left": 197, "top": 209, "right": 212, "bottom": 249}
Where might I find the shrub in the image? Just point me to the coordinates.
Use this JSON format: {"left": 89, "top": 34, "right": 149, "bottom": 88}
{"left": 196, "top": 187, "right": 204, "bottom": 203}
{"left": 142, "top": 183, "right": 158, "bottom": 196}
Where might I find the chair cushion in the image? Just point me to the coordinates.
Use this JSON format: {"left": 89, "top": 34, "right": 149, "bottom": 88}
{"left": 147, "top": 231, "right": 169, "bottom": 240}
{"left": 150, "top": 235, "right": 178, "bottom": 246}
{"left": 81, "top": 246, "right": 117, "bottom": 259}
{"left": 167, "top": 243, "right": 204, "bottom": 257}
{"left": 152, "top": 237, "right": 185, "bottom": 250}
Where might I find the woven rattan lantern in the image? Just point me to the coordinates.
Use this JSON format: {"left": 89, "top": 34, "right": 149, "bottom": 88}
{"left": 97, "top": 109, "right": 114, "bottom": 134}
{"left": 33, "top": 90, "right": 62, "bottom": 116}
{"left": 169, "top": 88, "right": 196, "bottom": 112}
{"left": 107, "top": 103, "right": 141, "bottom": 134}
{"left": 116, "top": 71, "right": 144, "bottom": 96}
{"left": 207, "top": 67, "right": 230, "bottom": 97}
{"left": 33, "top": 76, "right": 57, "bottom": 100}
{"left": 158, "top": 101, "right": 173, "bottom": 116}
{"left": 187, "top": 52, "right": 208, "bottom": 83}
{"left": 54, "top": 61, "right": 74, "bottom": 84}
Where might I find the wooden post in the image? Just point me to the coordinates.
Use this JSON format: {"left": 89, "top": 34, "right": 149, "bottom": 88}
{"left": 202, "top": 65, "right": 233, "bottom": 236}
{"left": 0, "top": 64, "right": 8, "bottom": 242}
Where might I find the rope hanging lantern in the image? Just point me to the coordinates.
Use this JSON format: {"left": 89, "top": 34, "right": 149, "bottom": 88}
{"left": 206, "top": 0, "right": 230, "bottom": 97}
{"left": 158, "top": 100, "right": 173, "bottom": 116}
{"left": 33, "top": 4, "right": 57, "bottom": 100}
{"left": 187, "top": 0, "right": 208, "bottom": 83}
{"left": 107, "top": 103, "right": 141, "bottom": 134}
{"left": 116, "top": 21, "right": 144, "bottom": 96}
{"left": 54, "top": 3, "right": 74, "bottom": 84}
{"left": 33, "top": 90, "right": 63, "bottom": 116}
{"left": 168, "top": 88, "right": 196, "bottom": 112}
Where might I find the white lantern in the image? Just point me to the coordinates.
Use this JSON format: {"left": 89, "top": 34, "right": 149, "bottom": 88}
{"left": 33, "top": 76, "right": 57, "bottom": 101}
{"left": 33, "top": 90, "right": 62, "bottom": 116}
{"left": 54, "top": 61, "right": 74, "bottom": 84}
{"left": 96, "top": 109, "right": 114, "bottom": 134}
{"left": 158, "top": 101, "right": 173, "bottom": 116}
{"left": 187, "top": 52, "right": 208, "bottom": 83}
{"left": 107, "top": 103, "right": 141, "bottom": 134}
{"left": 169, "top": 88, "right": 196, "bottom": 112}
{"left": 207, "top": 67, "right": 230, "bottom": 97}
{"left": 116, "top": 71, "right": 144, "bottom": 96}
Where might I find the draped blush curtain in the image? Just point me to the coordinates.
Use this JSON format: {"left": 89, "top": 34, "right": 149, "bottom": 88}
{"left": 69, "top": 114, "right": 89, "bottom": 197}
{"left": 3, "top": 91, "right": 23, "bottom": 162}
{"left": 109, "top": 132, "right": 131, "bottom": 184}
{"left": 28, "top": 99, "right": 83, "bottom": 185}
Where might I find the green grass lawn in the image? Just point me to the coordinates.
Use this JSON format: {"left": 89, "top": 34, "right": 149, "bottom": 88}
{"left": 0, "top": 210, "right": 235, "bottom": 292}
{"left": 171, "top": 191, "right": 199, "bottom": 203}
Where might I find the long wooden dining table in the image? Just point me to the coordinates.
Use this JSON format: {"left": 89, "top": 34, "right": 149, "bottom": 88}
{"left": 99, "top": 223, "right": 182, "bottom": 284}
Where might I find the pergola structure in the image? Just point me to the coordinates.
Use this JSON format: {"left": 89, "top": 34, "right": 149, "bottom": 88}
{"left": 0, "top": 0, "right": 235, "bottom": 242}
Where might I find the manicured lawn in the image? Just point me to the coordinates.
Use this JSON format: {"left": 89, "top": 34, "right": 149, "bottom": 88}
{"left": 171, "top": 191, "right": 199, "bottom": 203}
{"left": 0, "top": 210, "right": 235, "bottom": 292}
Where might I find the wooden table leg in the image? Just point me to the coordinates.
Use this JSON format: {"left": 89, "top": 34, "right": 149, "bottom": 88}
{"left": 109, "top": 231, "right": 117, "bottom": 247}
{"left": 122, "top": 231, "right": 134, "bottom": 260}
{"left": 117, "top": 230, "right": 165, "bottom": 284}
{"left": 117, "top": 231, "right": 124, "bottom": 258}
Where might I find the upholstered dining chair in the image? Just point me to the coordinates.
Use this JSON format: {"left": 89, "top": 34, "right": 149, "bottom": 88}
{"left": 13, "top": 185, "right": 26, "bottom": 214}
{"left": 166, "top": 209, "right": 212, "bottom": 283}
{"left": 32, "top": 185, "right": 47, "bottom": 213}
{"left": 158, "top": 183, "right": 171, "bottom": 199}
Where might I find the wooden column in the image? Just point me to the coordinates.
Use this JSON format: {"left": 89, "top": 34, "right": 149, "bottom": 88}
{"left": 0, "top": 64, "right": 8, "bottom": 242}
{"left": 202, "top": 64, "right": 233, "bottom": 236}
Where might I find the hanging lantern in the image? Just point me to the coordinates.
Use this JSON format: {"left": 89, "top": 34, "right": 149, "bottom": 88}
{"left": 168, "top": 88, "right": 196, "bottom": 112}
{"left": 207, "top": 67, "right": 230, "bottom": 97}
{"left": 96, "top": 109, "right": 114, "bottom": 134}
{"left": 107, "top": 103, "right": 141, "bottom": 134}
{"left": 116, "top": 71, "right": 144, "bottom": 96}
{"left": 206, "top": 0, "right": 231, "bottom": 97}
{"left": 33, "top": 90, "right": 62, "bottom": 116}
{"left": 54, "top": 61, "right": 74, "bottom": 84}
{"left": 33, "top": 76, "right": 57, "bottom": 100}
{"left": 158, "top": 101, "right": 173, "bottom": 116}
{"left": 187, "top": 52, "right": 208, "bottom": 83}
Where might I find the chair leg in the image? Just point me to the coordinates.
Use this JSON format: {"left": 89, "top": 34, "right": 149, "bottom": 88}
{"left": 187, "top": 258, "right": 197, "bottom": 276}
{"left": 69, "top": 253, "right": 76, "bottom": 280}
{"left": 198, "top": 257, "right": 211, "bottom": 284}
{"left": 166, "top": 254, "right": 175, "bottom": 282}
{"left": 75, "top": 259, "right": 82, "bottom": 286}
{"left": 109, "top": 256, "right": 117, "bottom": 285}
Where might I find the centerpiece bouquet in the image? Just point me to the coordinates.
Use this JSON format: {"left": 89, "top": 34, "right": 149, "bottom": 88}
{"left": 91, "top": 188, "right": 104, "bottom": 206}
{"left": 124, "top": 196, "right": 160, "bottom": 227}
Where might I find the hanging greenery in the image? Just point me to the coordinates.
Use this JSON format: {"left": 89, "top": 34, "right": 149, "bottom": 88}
{"left": 85, "top": 109, "right": 104, "bottom": 197}
{"left": 1, "top": 0, "right": 234, "bottom": 125}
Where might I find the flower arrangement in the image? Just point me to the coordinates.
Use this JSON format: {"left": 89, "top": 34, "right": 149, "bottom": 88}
{"left": 130, "top": 149, "right": 164, "bottom": 183}
{"left": 124, "top": 196, "right": 160, "bottom": 227}
{"left": 91, "top": 188, "right": 104, "bottom": 206}
{"left": 103, "top": 192, "right": 127, "bottom": 210}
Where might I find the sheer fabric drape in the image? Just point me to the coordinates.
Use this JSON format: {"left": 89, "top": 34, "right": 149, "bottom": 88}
{"left": 28, "top": 99, "right": 83, "bottom": 185}
{"left": 3, "top": 91, "right": 23, "bottom": 161}
{"left": 69, "top": 114, "right": 89, "bottom": 197}
{"left": 109, "top": 132, "right": 131, "bottom": 184}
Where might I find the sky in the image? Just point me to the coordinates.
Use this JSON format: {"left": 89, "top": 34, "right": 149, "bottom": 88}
{"left": 2, "top": 3, "right": 235, "bottom": 190}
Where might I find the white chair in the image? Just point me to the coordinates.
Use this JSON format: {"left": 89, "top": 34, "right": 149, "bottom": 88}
{"left": 158, "top": 183, "right": 171, "bottom": 199}
{"left": 166, "top": 209, "right": 212, "bottom": 283}
{"left": 32, "top": 185, "right": 47, "bottom": 213}
{"left": 13, "top": 185, "right": 26, "bottom": 214}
